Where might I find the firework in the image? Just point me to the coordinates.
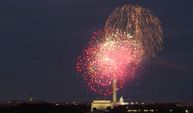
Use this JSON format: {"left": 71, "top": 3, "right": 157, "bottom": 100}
{"left": 76, "top": 4, "right": 163, "bottom": 95}
{"left": 77, "top": 28, "right": 144, "bottom": 95}
{"left": 105, "top": 4, "right": 163, "bottom": 59}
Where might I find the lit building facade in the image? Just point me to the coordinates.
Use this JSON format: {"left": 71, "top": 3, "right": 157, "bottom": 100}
{"left": 91, "top": 100, "right": 112, "bottom": 111}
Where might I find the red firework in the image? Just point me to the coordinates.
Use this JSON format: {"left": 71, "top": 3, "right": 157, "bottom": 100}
{"left": 76, "top": 28, "right": 144, "bottom": 95}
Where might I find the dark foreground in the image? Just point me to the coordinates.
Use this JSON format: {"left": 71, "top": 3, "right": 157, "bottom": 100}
{"left": 0, "top": 102, "right": 192, "bottom": 113}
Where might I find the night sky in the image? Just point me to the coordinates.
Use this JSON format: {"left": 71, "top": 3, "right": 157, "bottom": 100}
{"left": 0, "top": 0, "right": 193, "bottom": 102}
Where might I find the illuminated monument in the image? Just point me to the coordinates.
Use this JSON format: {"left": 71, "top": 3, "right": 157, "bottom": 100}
{"left": 112, "top": 79, "right": 117, "bottom": 105}
{"left": 91, "top": 100, "right": 112, "bottom": 111}
{"left": 91, "top": 79, "right": 128, "bottom": 111}
{"left": 91, "top": 80, "right": 115, "bottom": 111}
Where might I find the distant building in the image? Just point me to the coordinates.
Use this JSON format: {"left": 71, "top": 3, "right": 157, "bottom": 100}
{"left": 119, "top": 96, "right": 124, "bottom": 104}
{"left": 91, "top": 100, "right": 112, "bottom": 111}
{"left": 28, "top": 95, "right": 33, "bottom": 102}
{"left": 119, "top": 96, "right": 128, "bottom": 105}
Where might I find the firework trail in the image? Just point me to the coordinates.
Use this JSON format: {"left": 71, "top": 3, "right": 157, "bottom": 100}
{"left": 105, "top": 4, "right": 163, "bottom": 59}
{"left": 76, "top": 4, "right": 163, "bottom": 95}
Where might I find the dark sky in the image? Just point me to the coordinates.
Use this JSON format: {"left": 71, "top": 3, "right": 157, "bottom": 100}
{"left": 0, "top": 0, "right": 193, "bottom": 102}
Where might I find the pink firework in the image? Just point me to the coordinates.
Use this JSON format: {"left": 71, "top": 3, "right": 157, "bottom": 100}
{"left": 76, "top": 28, "right": 144, "bottom": 95}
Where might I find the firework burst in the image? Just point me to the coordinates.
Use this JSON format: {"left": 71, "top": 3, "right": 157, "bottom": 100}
{"left": 105, "top": 4, "right": 163, "bottom": 59}
{"left": 76, "top": 4, "right": 163, "bottom": 95}
{"left": 77, "top": 28, "right": 144, "bottom": 95}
